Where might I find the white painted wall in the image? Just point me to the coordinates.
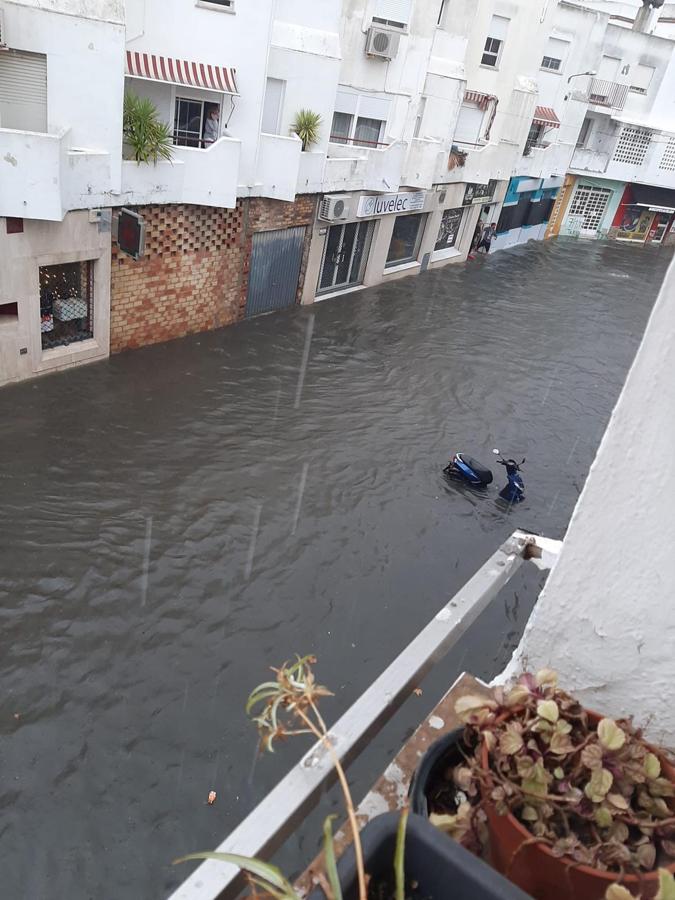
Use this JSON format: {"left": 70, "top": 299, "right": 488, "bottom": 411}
{"left": 0, "top": 0, "right": 124, "bottom": 220}
{"left": 503, "top": 257, "right": 675, "bottom": 749}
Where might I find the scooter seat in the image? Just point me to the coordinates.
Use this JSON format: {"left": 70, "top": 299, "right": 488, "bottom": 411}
{"left": 460, "top": 456, "right": 493, "bottom": 485}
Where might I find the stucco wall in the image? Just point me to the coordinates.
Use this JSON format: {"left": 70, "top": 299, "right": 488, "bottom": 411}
{"left": 0, "top": 212, "right": 112, "bottom": 387}
{"left": 502, "top": 256, "right": 675, "bottom": 749}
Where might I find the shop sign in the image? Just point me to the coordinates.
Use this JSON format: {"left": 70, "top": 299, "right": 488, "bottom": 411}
{"left": 356, "top": 191, "right": 426, "bottom": 218}
{"left": 617, "top": 207, "right": 653, "bottom": 242}
{"left": 463, "top": 180, "right": 497, "bottom": 206}
{"left": 434, "top": 208, "right": 464, "bottom": 252}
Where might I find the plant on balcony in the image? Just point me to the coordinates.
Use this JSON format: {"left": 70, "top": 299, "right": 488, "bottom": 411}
{"left": 123, "top": 92, "right": 174, "bottom": 164}
{"left": 425, "top": 670, "right": 675, "bottom": 898}
{"left": 291, "top": 109, "right": 322, "bottom": 151}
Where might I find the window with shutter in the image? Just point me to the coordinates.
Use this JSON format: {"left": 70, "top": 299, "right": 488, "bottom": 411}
{"left": 0, "top": 50, "right": 47, "bottom": 132}
{"left": 372, "top": 0, "right": 412, "bottom": 28}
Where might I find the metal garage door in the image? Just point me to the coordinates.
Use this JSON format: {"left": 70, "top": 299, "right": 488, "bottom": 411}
{"left": 245, "top": 226, "right": 305, "bottom": 318}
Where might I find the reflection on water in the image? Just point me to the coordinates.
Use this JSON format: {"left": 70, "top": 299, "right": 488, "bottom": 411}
{"left": 0, "top": 239, "right": 670, "bottom": 899}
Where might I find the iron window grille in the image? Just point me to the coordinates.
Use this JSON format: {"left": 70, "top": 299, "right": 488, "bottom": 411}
{"left": 39, "top": 261, "right": 94, "bottom": 350}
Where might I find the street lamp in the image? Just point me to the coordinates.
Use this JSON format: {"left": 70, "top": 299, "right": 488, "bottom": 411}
{"left": 565, "top": 70, "right": 596, "bottom": 101}
{"left": 567, "top": 70, "right": 596, "bottom": 84}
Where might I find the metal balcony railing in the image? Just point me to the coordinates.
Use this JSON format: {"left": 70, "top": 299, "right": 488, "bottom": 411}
{"left": 168, "top": 529, "right": 561, "bottom": 900}
{"left": 586, "top": 79, "right": 629, "bottom": 111}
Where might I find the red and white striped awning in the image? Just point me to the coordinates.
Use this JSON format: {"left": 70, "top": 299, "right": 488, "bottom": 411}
{"left": 464, "top": 90, "right": 496, "bottom": 111}
{"left": 125, "top": 51, "right": 239, "bottom": 95}
{"left": 533, "top": 106, "right": 560, "bottom": 128}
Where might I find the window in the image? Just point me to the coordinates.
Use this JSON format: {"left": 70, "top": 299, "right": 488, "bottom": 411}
{"left": 354, "top": 116, "right": 384, "bottom": 147}
{"left": 0, "top": 302, "right": 19, "bottom": 320}
{"left": 541, "top": 37, "right": 569, "bottom": 73}
{"left": 576, "top": 117, "right": 593, "bottom": 148}
{"left": 541, "top": 56, "right": 561, "bottom": 72}
{"left": 568, "top": 185, "right": 612, "bottom": 232}
{"left": 523, "top": 121, "right": 546, "bottom": 156}
{"left": 261, "top": 78, "right": 285, "bottom": 135}
{"left": 612, "top": 126, "right": 652, "bottom": 165}
{"left": 481, "top": 16, "right": 508, "bottom": 68}
{"left": 197, "top": 0, "right": 233, "bottom": 8}
{"left": 434, "top": 208, "right": 464, "bottom": 252}
{"left": 386, "top": 213, "right": 426, "bottom": 267}
{"left": 6, "top": 218, "right": 24, "bottom": 234}
{"left": 454, "top": 101, "right": 486, "bottom": 145}
{"left": 414, "top": 97, "right": 426, "bottom": 139}
{"left": 39, "top": 261, "right": 94, "bottom": 351}
{"left": 330, "top": 112, "right": 353, "bottom": 144}
{"left": 330, "top": 112, "right": 385, "bottom": 146}
{"left": 0, "top": 50, "right": 47, "bottom": 131}
{"left": 629, "top": 64, "right": 655, "bottom": 95}
{"left": 174, "top": 97, "right": 221, "bottom": 148}
{"left": 372, "top": 0, "right": 411, "bottom": 29}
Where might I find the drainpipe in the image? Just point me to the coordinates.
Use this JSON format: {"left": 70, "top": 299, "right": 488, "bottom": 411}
{"left": 632, "top": 0, "right": 664, "bottom": 33}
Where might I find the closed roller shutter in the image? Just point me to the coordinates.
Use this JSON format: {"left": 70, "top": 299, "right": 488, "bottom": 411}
{"left": 0, "top": 50, "right": 47, "bottom": 132}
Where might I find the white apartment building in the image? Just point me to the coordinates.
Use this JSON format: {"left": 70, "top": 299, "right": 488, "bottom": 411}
{"left": 0, "top": 0, "right": 125, "bottom": 386}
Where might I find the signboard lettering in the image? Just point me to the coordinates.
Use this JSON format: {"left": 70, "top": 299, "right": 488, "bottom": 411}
{"left": 463, "top": 180, "right": 497, "bottom": 206}
{"left": 357, "top": 191, "right": 426, "bottom": 218}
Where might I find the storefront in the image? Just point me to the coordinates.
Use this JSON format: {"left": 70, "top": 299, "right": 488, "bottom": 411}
{"left": 611, "top": 184, "right": 675, "bottom": 245}
{"left": 492, "top": 176, "right": 563, "bottom": 252}
{"left": 558, "top": 177, "right": 624, "bottom": 240}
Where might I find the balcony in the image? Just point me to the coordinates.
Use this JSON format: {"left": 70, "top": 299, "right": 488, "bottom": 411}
{"left": 0, "top": 127, "right": 69, "bottom": 221}
{"left": 323, "top": 139, "right": 407, "bottom": 193}
{"left": 296, "top": 149, "right": 326, "bottom": 195}
{"left": 400, "top": 137, "right": 446, "bottom": 190}
{"left": 120, "top": 136, "right": 241, "bottom": 208}
{"left": 434, "top": 140, "right": 518, "bottom": 186}
{"left": 569, "top": 147, "right": 610, "bottom": 174}
{"left": 252, "top": 132, "right": 303, "bottom": 202}
{"left": 585, "top": 79, "right": 629, "bottom": 112}
{"left": 514, "top": 140, "right": 575, "bottom": 179}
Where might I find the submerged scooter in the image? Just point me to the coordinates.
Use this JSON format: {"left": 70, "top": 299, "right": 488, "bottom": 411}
{"left": 443, "top": 448, "right": 525, "bottom": 503}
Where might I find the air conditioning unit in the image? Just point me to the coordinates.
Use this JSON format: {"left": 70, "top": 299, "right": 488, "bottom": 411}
{"left": 319, "top": 195, "right": 351, "bottom": 222}
{"left": 365, "top": 26, "right": 400, "bottom": 60}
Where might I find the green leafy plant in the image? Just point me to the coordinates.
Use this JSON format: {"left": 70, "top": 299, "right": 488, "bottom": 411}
{"left": 175, "top": 655, "right": 409, "bottom": 900}
{"left": 605, "top": 868, "right": 675, "bottom": 899}
{"left": 291, "top": 109, "right": 322, "bottom": 150}
{"left": 434, "top": 670, "right": 675, "bottom": 879}
{"left": 123, "top": 92, "right": 174, "bottom": 164}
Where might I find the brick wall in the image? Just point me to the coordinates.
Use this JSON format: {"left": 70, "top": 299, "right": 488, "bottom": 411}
{"left": 110, "top": 196, "right": 317, "bottom": 354}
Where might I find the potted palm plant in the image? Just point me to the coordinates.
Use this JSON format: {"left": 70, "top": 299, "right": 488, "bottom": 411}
{"left": 123, "top": 92, "right": 174, "bottom": 164}
{"left": 291, "top": 109, "right": 322, "bottom": 150}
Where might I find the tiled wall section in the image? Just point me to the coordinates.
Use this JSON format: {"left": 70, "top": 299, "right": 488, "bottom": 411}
{"left": 110, "top": 196, "right": 317, "bottom": 353}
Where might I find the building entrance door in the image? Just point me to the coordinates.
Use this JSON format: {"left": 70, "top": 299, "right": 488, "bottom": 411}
{"left": 318, "top": 220, "right": 375, "bottom": 294}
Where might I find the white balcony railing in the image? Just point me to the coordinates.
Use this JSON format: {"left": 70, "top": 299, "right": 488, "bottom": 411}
{"left": 323, "top": 140, "right": 407, "bottom": 193}
{"left": 435, "top": 140, "right": 519, "bottom": 187}
{"left": 168, "top": 529, "right": 561, "bottom": 900}
{"left": 514, "top": 140, "right": 575, "bottom": 179}
{"left": 400, "top": 137, "right": 445, "bottom": 190}
{"left": 569, "top": 147, "right": 610, "bottom": 174}
{"left": 0, "top": 126, "right": 69, "bottom": 221}
{"left": 586, "top": 79, "right": 629, "bottom": 111}
{"left": 253, "top": 132, "right": 303, "bottom": 202}
{"left": 120, "top": 136, "right": 241, "bottom": 208}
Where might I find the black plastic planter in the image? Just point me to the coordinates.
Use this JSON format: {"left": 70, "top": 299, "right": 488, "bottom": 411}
{"left": 307, "top": 812, "right": 531, "bottom": 900}
{"left": 408, "top": 727, "right": 465, "bottom": 817}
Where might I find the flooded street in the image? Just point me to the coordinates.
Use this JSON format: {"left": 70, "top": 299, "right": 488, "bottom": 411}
{"left": 0, "top": 239, "right": 670, "bottom": 899}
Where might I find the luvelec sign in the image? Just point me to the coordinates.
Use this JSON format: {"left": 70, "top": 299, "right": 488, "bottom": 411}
{"left": 356, "top": 191, "right": 426, "bottom": 218}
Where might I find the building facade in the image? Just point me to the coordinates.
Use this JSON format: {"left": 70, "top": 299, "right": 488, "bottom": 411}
{"left": 2, "top": 0, "right": 675, "bottom": 387}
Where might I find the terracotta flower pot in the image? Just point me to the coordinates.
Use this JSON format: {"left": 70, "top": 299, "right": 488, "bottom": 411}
{"left": 481, "top": 729, "right": 675, "bottom": 900}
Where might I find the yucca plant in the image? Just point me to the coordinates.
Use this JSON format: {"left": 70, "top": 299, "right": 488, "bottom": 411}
{"left": 291, "top": 109, "right": 322, "bottom": 151}
{"left": 175, "top": 655, "right": 409, "bottom": 900}
{"left": 123, "top": 92, "right": 174, "bottom": 164}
